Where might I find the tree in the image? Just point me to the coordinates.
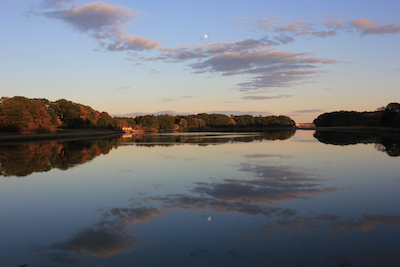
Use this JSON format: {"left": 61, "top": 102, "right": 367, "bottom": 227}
{"left": 0, "top": 96, "right": 55, "bottom": 132}
{"left": 381, "top": 102, "right": 400, "bottom": 127}
{"left": 158, "top": 114, "right": 175, "bottom": 129}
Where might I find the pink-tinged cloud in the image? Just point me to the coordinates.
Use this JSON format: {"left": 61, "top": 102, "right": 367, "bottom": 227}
{"left": 348, "top": 18, "right": 400, "bottom": 35}
{"left": 324, "top": 15, "right": 400, "bottom": 36}
{"left": 107, "top": 35, "right": 159, "bottom": 51}
{"left": 43, "top": 1, "right": 135, "bottom": 33}
{"left": 258, "top": 15, "right": 400, "bottom": 38}
{"left": 256, "top": 18, "right": 337, "bottom": 38}
{"left": 40, "top": 1, "right": 159, "bottom": 51}
{"left": 144, "top": 39, "right": 339, "bottom": 90}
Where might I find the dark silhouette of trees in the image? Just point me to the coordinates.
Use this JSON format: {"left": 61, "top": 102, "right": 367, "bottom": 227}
{"left": 231, "top": 115, "right": 295, "bottom": 128}
{"left": 313, "top": 111, "right": 382, "bottom": 127}
{"left": 313, "top": 103, "right": 400, "bottom": 128}
{"left": 381, "top": 103, "right": 400, "bottom": 128}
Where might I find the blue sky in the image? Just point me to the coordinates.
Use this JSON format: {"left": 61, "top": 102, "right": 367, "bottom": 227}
{"left": 1, "top": 0, "right": 399, "bottom": 122}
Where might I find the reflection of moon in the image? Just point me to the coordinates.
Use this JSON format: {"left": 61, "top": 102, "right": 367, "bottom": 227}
{"left": 204, "top": 34, "right": 208, "bottom": 39}
{"left": 208, "top": 217, "right": 211, "bottom": 221}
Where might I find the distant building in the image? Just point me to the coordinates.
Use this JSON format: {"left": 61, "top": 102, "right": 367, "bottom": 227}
{"left": 122, "top": 127, "right": 133, "bottom": 132}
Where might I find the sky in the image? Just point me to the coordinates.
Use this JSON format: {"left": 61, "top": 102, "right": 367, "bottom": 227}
{"left": 1, "top": 0, "right": 399, "bottom": 122}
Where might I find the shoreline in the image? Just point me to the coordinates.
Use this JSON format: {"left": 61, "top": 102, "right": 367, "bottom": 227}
{"left": 1, "top": 126, "right": 399, "bottom": 144}
{"left": 0, "top": 129, "right": 123, "bottom": 144}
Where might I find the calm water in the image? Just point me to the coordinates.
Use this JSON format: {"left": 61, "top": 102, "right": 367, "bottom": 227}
{"left": 1, "top": 130, "right": 399, "bottom": 267}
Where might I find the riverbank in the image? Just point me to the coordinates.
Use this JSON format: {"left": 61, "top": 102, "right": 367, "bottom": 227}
{"left": 0, "top": 129, "right": 122, "bottom": 144}
{"left": 2, "top": 126, "right": 399, "bottom": 144}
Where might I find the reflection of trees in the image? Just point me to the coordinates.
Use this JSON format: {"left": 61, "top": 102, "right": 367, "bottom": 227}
{"left": 1, "top": 131, "right": 296, "bottom": 177}
{"left": 314, "top": 130, "right": 400, "bottom": 157}
{"left": 0, "top": 139, "right": 116, "bottom": 177}
{"left": 374, "top": 138, "right": 400, "bottom": 157}
{"left": 120, "top": 130, "right": 295, "bottom": 146}
{"left": 0, "top": 143, "right": 60, "bottom": 176}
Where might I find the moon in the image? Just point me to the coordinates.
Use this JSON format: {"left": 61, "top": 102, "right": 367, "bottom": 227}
{"left": 204, "top": 34, "right": 208, "bottom": 39}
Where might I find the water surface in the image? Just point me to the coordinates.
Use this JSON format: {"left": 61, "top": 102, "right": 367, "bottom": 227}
{"left": 1, "top": 130, "right": 399, "bottom": 267}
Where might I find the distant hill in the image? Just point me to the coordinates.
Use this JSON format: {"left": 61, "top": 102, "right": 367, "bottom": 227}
{"left": 113, "top": 110, "right": 273, "bottom": 118}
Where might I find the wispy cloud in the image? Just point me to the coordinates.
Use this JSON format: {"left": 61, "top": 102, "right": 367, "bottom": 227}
{"left": 151, "top": 68, "right": 163, "bottom": 74}
{"left": 272, "top": 35, "right": 295, "bottom": 44}
{"left": 142, "top": 38, "right": 339, "bottom": 90}
{"left": 159, "top": 96, "right": 194, "bottom": 103}
{"left": 34, "top": 4, "right": 399, "bottom": 94}
{"left": 153, "top": 184, "right": 166, "bottom": 190}
{"left": 254, "top": 14, "right": 400, "bottom": 37}
{"left": 255, "top": 18, "right": 336, "bottom": 37}
{"left": 242, "top": 94, "right": 292, "bottom": 100}
{"left": 324, "top": 15, "right": 400, "bottom": 35}
{"left": 290, "top": 109, "right": 325, "bottom": 114}
{"left": 29, "top": 0, "right": 75, "bottom": 10}
{"left": 160, "top": 98, "right": 176, "bottom": 102}
{"left": 244, "top": 154, "right": 293, "bottom": 159}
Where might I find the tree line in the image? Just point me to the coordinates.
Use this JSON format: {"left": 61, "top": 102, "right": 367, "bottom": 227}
{"left": 313, "top": 103, "right": 400, "bottom": 128}
{"left": 0, "top": 96, "right": 295, "bottom": 133}
{"left": 0, "top": 97, "right": 117, "bottom": 132}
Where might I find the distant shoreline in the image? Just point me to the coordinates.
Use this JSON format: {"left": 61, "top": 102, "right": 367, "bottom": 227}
{"left": 1, "top": 126, "right": 399, "bottom": 144}
{"left": 0, "top": 129, "right": 122, "bottom": 144}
